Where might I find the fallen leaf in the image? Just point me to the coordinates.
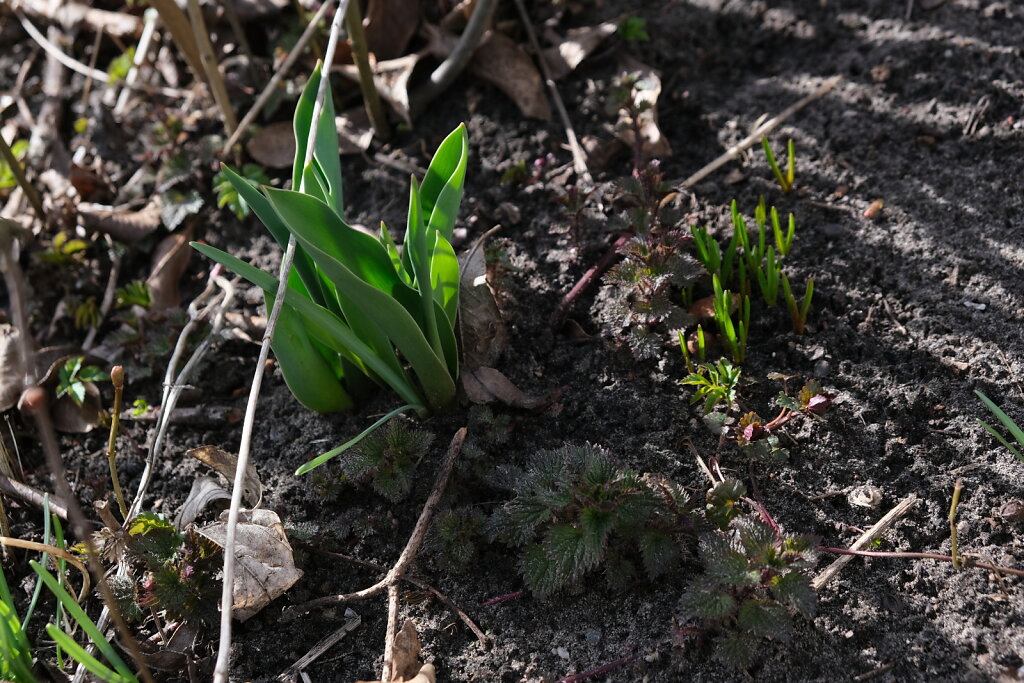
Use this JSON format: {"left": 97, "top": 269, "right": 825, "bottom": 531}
{"left": 186, "top": 445, "right": 262, "bottom": 508}
{"left": 146, "top": 226, "right": 194, "bottom": 311}
{"left": 78, "top": 199, "right": 162, "bottom": 244}
{"left": 470, "top": 32, "right": 551, "bottom": 120}
{"left": 50, "top": 382, "right": 102, "bottom": 433}
{"left": 246, "top": 121, "right": 295, "bottom": 169}
{"left": 616, "top": 57, "right": 672, "bottom": 158}
{"left": 365, "top": 0, "right": 421, "bottom": 61}
{"left": 541, "top": 21, "right": 618, "bottom": 80}
{"left": 461, "top": 366, "right": 549, "bottom": 409}
{"left": 174, "top": 476, "right": 232, "bottom": 529}
{"left": 338, "top": 52, "right": 423, "bottom": 125}
{"left": 0, "top": 325, "right": 25, "bottom": 411}
{"left": 458, "top": 239, "right": 508, "bottom": 368}
{"left": 356, "top": 620, "right": 437, "bottom": 683}
{"left": 197, "top": 508, "right": 303, "bottom": 621}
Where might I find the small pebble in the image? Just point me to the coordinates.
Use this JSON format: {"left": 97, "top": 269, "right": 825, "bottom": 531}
{"left": 585, "top": 629, "right": 602, "bottom": 646}
{"left": 963, "top": 300, "right": 987, "bottom": 311}
{"left": 848, "top": 484, "right": 883, "bottom": 509}
{"left": 553, "top": 646, "right": 570, "bottom": 660}
{"left": 814, "top": 360, "right": 832, "bottom": 378}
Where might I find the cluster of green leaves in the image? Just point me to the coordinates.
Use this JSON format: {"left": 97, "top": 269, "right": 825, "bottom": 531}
{"left": 124, "top": 513, "right": 222, "bottom": 627}
{"left": 428, "top": 507, "right": 487, "bottom": 568}
{"left": 489, "top": 444, "right": 694, "bottom": 597}
{"left": 40, "top": 231, "right": 89, "bottom": 265}
{"left": 195, "top": 64, "right": 467, "bottom": 433}
{"left": 334, "top": 420, "right": 435, "bottom": 502}
{"left": 976, "top": 390, "right": 1024, "bottom": 461}
{"left": 56, "top": 357, "right": 109, "bottom": 406}
{"left": 617, "top": 16, "right": 650, "bottom": 43}
{"left": 0, "top": 563, "right": 35, "bottom": 682}
{"left": 681, "top": 495, "right": 817, "bottom": 670}
{"left": 681, "top": 358, "right": 741, "bottom": 415}
{"left": 603, "top": 231, "right": 704, "bottom": 359}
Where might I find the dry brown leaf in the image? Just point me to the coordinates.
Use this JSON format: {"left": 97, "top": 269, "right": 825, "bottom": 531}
{"left": 541, "top": 21, "right": 618, "bottom": 80}
{"left": 198, "top": 509, "right": 303, "bottom": 621}
{"left": 458, "top": 241, "right": 508, "bottom": 369}
{"left": 470, "top": 32, "right": 551, "bottom": 120}
{"left": 616, "top": 57, "right": 672, "bottom": 159}
{"left": 174, "top": 476, "right": 232, "bottom": 529}
{"left": 186, "top": 445, "right": 262, "bottom": 508}
{"left": 461, "top": 366, "right": 548, "bottom": 409}
{"left": 50, "top": 383, "right": 102, "bottom": 433}
{"left": 356, "top": 621, "right": 437, "bottom": 683}
{"left": 365, "top": 0, "right": 421, "bottom": 61}
{"left": 246, "top": 121, "right": 295, "bottom": 169}
{"left": 338, "top": 52, "right": 423, "bottom": 125}
{"left": 78, "top": 200, "right": 162, "bottom": 244}
{"left": 0, "top": 325, "right": 25, "bottom": 411}
{"left": 146, "top": 226, "right": 194, "bottom": 311}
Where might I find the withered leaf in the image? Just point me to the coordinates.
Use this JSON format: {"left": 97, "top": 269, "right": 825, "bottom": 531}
{"left": 78, "top": 200, "right": 162, "bottom": 244}
{"left": 541, "top": 22, "right": 618, "bottom": 80}
{"left": 356, "top": 620, "right": 437, "bottom": 683}
{"left": 146, "top": 226, "right": 194, "bottom": 311}
{"left": 458, "top": 240, "right": 507, "bottom": 369}
{"left": 174, "top": 475, "right": 232, "bottom": 530}
{"left": 365, "top": 0, "right": 421, "bottom": 61}
{"left": 186, "top": 445, "right": 262, "bottom": 508}
{"left": 461, "top": 367, "right": 549, "bottom": 410}
{"left": 616, "top": 57, "right": 672, "bottom": 159}
{"left": 198, "top": 509, "right": 303, "bottom": 622}
{"left": 470, "top": 32, "right": 551, "bottom": 120}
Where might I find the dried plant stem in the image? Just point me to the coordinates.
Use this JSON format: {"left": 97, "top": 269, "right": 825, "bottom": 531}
{"left": 345, "top": 0, "right": 391, "bottom": 139}
{"left": 949, "top": 477, "right": 964, "bottom": 569}
{"left": 106, "top": 367, "right": 128, "bottom": 520}
{"left": 22, "top": 389, "right": 156, "bottom": 683}
{"left": 14, "top": 10, "right": 108, "bottom": 82}
{"left": 0, "top": 536, "right": 89, "bottom": 599}
{"left": 681, "top": 76, "right": 840, "bottom": 189}
{"left": 380, "top": 582, "right": 401, "bottom": 681}
{"left": 818, "top": 547, "right": 1024, "bottom": 579}
{"left": 0, "top": 473, "right": 69, "bottom": 519}
{"left": 214, "top": 4, "right": 350, "bottom": 680}
{"left": 184, "top": 0, "right": 237, "bottom": 135}
{"left": 549, "top": 233, "right": 630, "bottom": 328}
{"left": 147, "top": 0, "right": 205, "bottom": 87}
{"left": 277, "top": 612, "right": 362, "bottom": 679}
{"left": 283, "top": 427, "right": 467, "bottom": 617}
{"left": 221, "top": 0, "right": 333, "bottom": 154}
{"left": 114, "top": 8, "right": 159, "bottom": 115}
{"left": 511, "top": 0, "right": 592, "bottom": 184}
{"left": 812, "top": 494, "right": 917, "bottom": 591}
{"left": 0, "top": 131, "right": 45, "bottom": 224}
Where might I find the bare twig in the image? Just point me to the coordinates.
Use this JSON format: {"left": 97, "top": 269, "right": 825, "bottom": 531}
{"left": 0, "top": 473, "right": 69, "bottom": 519}
{"left": 283, "top": 427, "right": 467, "bottom": 617}
{"left": 15, "top": 11, "right": 108, "bottom": 82}
{"left": 680, "top": 76, "right": 841, "bottom": 189}
{"left": 510, "top": 0, "right": 591, "bottom": 184}
{"left": 411, "top": 0, "right": 497, "bottom": 116}
{"left": 818, "top": 547, "right": 1024, "bottom": 579}
{"left": 812, "top": 494, "right": 917, "bottom": 591}
{"left": 185, "top": 0, "right": 237, "bottom": 135}
{"left": 215, "top": 4, "right": 351, "bottom": 680}
{"left": 276, "top": 610, "right": 361, "bottom": 681}
{"left": 0, "top": 536, "right": 89, "bottom": 598}
{"left": 380, "top": 583, "right": 401, "bottom": 682}
{"left": 549, "top": 233, "right": 630, "bottom": 329}
{"left": 221, "top": 0, "right": 333, "bottom": 154}
{"left": 345, "top": 0, "right": 391, "bottom": 140}
{"left": 114, "top": 8, "right": 160, "bottom": 115}
{"left": 4, "top": 0, "right": 143, "bottom": 37}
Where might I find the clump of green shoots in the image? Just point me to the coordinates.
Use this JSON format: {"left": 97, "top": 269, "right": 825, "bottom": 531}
{"left": 679, "top": 509, "right": 817, "bottom": 670}
{"left": 711, "top": 274, "right": 749, "bottom": 364}
{"left": 682, "top": 358, "right": 741, "bottom": 415}
{"left": 55, "top": 357, "right": 108, "bottom": 407}
{"left": 781, "top": 273, "right": 814, "bottom": 335}
{"left": 214, "top": 163, "right": 269, "bottom": 219}
{"left": 489, "top": 444, "right": 694, "bottom": 597}
{"left": 761, "top": 137, "right": 796, "bottom": 194}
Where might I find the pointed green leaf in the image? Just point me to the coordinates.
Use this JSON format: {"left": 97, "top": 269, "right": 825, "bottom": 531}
{"left": 406, "top": 176, "right": 443, "bottom": 358}
{"left": 419, "top": 124, "right": 468, "bottom": 239}
{"left": 293, "top": 62, "right": 344, "bottom": 215}
{"left": 431, "top": 231, "right": 460, "bottom": 326}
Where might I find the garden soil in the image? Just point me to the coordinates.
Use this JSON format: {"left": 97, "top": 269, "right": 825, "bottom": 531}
{"left": 4, "top": 0, "right": 1024, "bottom": 681}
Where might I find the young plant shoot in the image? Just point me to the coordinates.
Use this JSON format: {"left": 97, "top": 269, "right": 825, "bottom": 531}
{"left": 194, "top": 64, "right": 468, "bottom": 473}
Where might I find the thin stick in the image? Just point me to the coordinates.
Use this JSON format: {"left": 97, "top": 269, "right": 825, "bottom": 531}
{"left": 380, "top": 583, "right": 401, "bottom": 682}
{"left": 949, "top": 477, "right": 963, "bottom": 569}
{"left": 0, "top": 132, "right": 45, "bottom": 224}
{"left": 5, "top": 0, "right": 143, "bottom": 38}
{"left": 15, "top": 11, "right": 108, "bottom": 82}
{"left": 411, "top": 0, "right": 497, "bottom": 116}
{"left": 114, "top": 8, "right": 159, "bottom": 115}
{"left": 549, "top": 233, "right": 629, "bottom": 328}
{"left": 680, "top": 76, "right": 841, "bottom": 190}
{"left": 184, "top": 0, "right": 237, "bottom": 135}
{"left": 214, "top": 4, "right": 350, "bottom": 680}
{"left": 0, "top": 473, "right": 69, "bottom": 519}
{"left": 276, "top": 611, "right": 361, "bottom": 680}
{"left": 106, "top": 366, "right": 128, "bottom": 520}
{"left": 811, "top": 494, "right": 917, "bottom": 591}
{"left": 82, "top": 238, "right": 121, "bottom": 350}
{"left": 283, "top": 427, "right": 467, "bottom": 617}
{"left": 818, "top": 547, "right": 1024, "bottom": 579}
{"left": 345, "top": 0, "right": 391, "bottom": 140}
{"left": 221, "top": 0, "right": 333, "bottom": 154}
{"left": 510, "top": 0, "right": 591, "bottom": 184}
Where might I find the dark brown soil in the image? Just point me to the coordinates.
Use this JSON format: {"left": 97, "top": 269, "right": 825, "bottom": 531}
{"left": 3, "top": 1, "right": 1024, "bottom": 682}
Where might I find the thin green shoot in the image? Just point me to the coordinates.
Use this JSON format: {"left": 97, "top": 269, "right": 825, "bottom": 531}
{"left": 975, "top": 390, "right": 1024, "bottom": 460}
{"left": 762, "top": 136, "right": 795, "bottom": 193}
{"left": 20, "top": 495, "right": 53, "bottom": 631}
{"left": 0, "top": 564, "right": 35, "bottom": 682}
{"left": 712, "top": 275, "right": 748, "bottom": 364}
{"left": 772, "top": 206, "right": 796, "bottom": 256}
{"left": 678, "top": 324, "right": 707, "bottom": 375}
{"left": 294, "top": 404, "right": 419, "bottom": 475}
{"left": 782, "top": 274, "right": 813, "bottom": 335}
{"left": 754, "top": 246, "right": 781, "bottom": 307}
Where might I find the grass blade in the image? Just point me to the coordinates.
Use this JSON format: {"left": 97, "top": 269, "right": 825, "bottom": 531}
{"left": 295, "top": 404, "right": 420, "bottom": 475}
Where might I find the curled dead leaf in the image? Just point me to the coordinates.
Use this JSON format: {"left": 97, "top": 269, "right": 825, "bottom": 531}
{"left": 147, "top": 226, "right": 194, "bottom": 311}
{"left": 541, "top": 22, "right": 618, "bottom": 80}
{"left": 174, "top": 475, "right": 232, "bottom": 529}
{"left": 470, "top": 32, "right": 551, "bottom": 120}
{"left": 338, "top": 52, "right": 423, "bottom": 126}
{"left": 197, "top": 508, "right": 303, "bottom": 621}
{"left": 186, "top": 445, "right": 262, "bottom": 508}
{"left": 0, "top": 325, "right": 25, "bottom": 411}
{"left": 616, "top": 57, "right": 672, "bottom": 159}
{"left": 78, "top": 200, "right": 162, "bottom": 244}
{"left": 458, "top": 239, "right": 508, "bottom": 369}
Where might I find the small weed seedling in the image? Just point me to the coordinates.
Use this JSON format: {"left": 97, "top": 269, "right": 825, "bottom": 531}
{"left": 682, "top": 358, "right": 741, "bottom": 415}
{"left": 214, "top": 163, "right": 270, "bottom": 219}
{"left": 680, "top": 512, "right": 817, "bottom": 670}
{"left": 761, "top": 137, "right": 796, "bottom": 194}
{"left": 195, "top": 64, "right": 468, "bottom": 468}
{"left": 618, "top": 16, "right": 650, "bottom": 43}
{"left": 711, "top": 275, "right": 749, "bottom": 364}
{"left": 489, "top": 444, "right": 694, "bottom": 597}
{"left": 338, "top": 420, "right": 435, "bottom": 502}
{"left": 56, "top": 357, "right": 109, "bottom": 406}
{"left": 976, "top": 390, "right": 1024, "bottom": 460}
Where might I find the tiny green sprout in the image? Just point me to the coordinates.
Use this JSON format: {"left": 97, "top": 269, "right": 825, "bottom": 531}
{"left": 618, "top": 16, "right": 650, "bottom": 42}
{"left": 761, "top": 137, "right": 796, "bottom": 193}
{"left": 131, "top": 398, "right": 150, "bottom": 417}
{"left": 682, "top": 357, "right": 742, "bottom": 415}
{"left": 106, "top": 46, "right": 135, "bottom": 85}
{"left": 116, "top": 281, "right": 152, "bottom": 309}
{"left": 975, "top": 390, "right": 1024, "bottom": 461}
{"left": 41, "top": 231, "right": 89, "bottom": 265}
{"left": 0, "top": 139, "right": 28, "bottom": 190}
{"left": 771, "top": 205, "right": 796, "bottom": 256}
{"left": 56, "top": 357, "right": 109, "bottom": 406}
{"left": 678, "top": 324, "right": 707, "bottom": 375}
{"left": 73, "top": 117, "right": 88, "bottom": 134}
{"left": 781, "top": 274, "right": 814, "bottom": 335}
{"left": 754, "top": 246, "right": 781, "bottom": 307}
{"left": 74, "top": 297, "right": 101, "bottom": 330}
{"left": 711, "top": 274, "right": 749, "bottom": 364}
{"left": 214, "top": 163, "right": 269, "bottom": 219}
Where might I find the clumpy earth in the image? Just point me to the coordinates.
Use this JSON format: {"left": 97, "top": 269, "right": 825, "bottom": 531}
{"left": 3, "top": 0, "right": 1024, "bottom": 681}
